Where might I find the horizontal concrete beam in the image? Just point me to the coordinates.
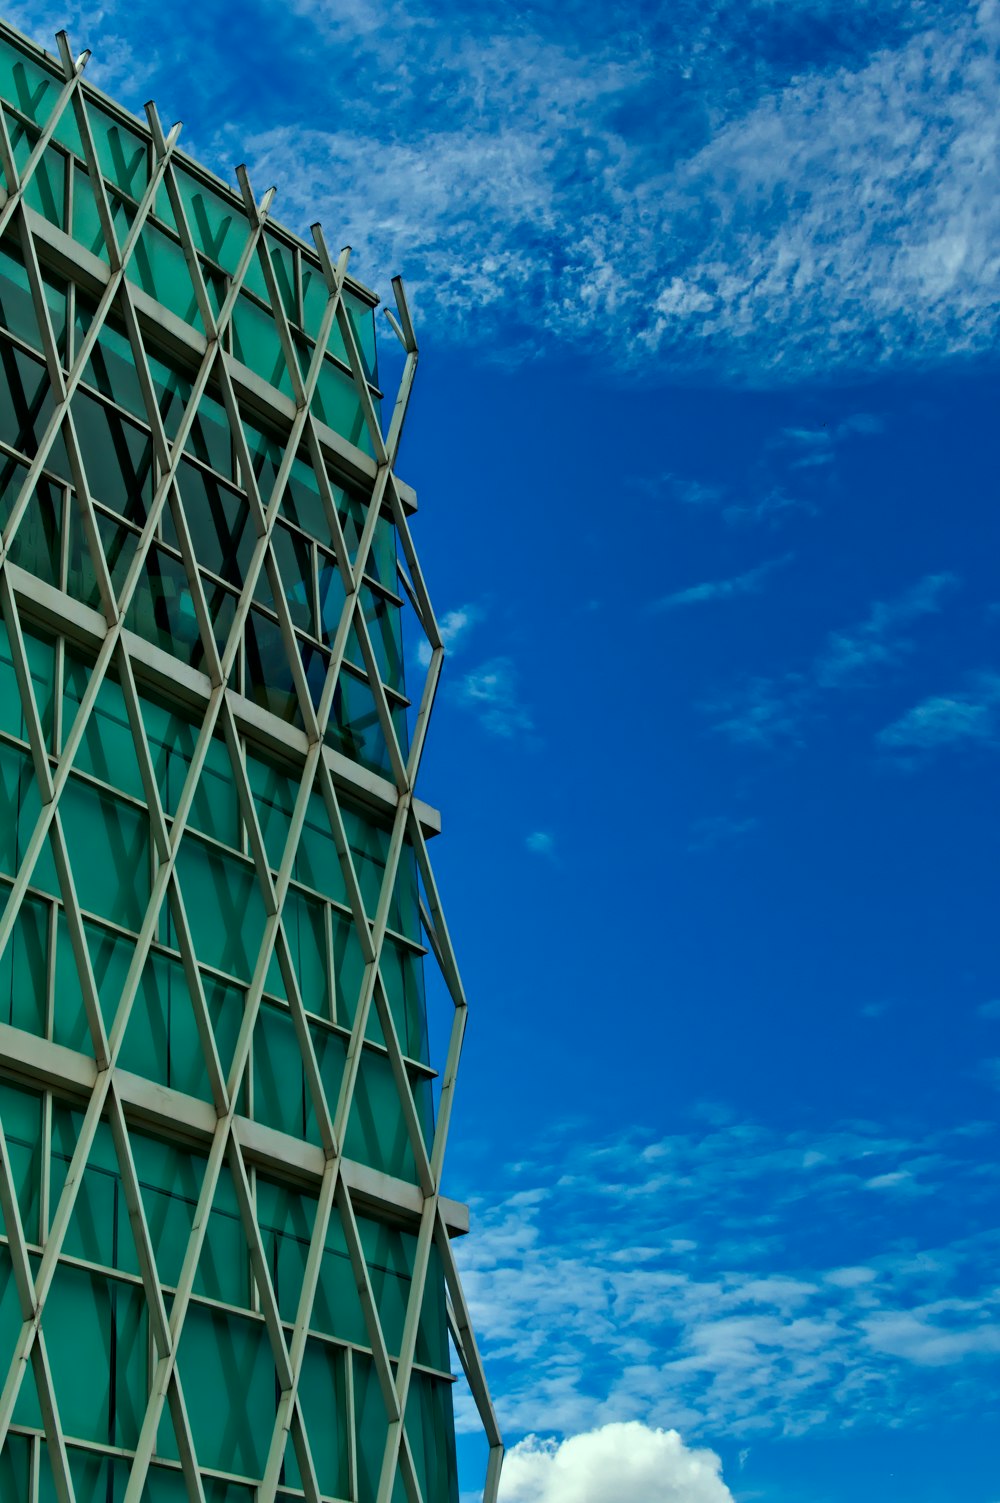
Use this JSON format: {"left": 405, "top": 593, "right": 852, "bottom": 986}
{"left": 0, "top": 1021, "right": 469, "bottom": 1236}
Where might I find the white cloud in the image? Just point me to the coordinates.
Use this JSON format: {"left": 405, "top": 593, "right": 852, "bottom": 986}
{"left": 14, "top": 0, "right": 1000, "bottom": 379}
{"left": 499, "top": 1424, "right": 734, "bottom": 1503}
{"left": 526, "top": 831, "right": 556, "bottom": 859}
{"left": 458, "top": 656, "right": 533, "bottom": 736}
{"left": 708, "top": 574, "right": 961, "bottom": 747}
{"left": 815, "top": 573, "right": 958, "bottom": 688}
{"left": 416, "top": 602, "right": 481, "bottom": 667}
{"left": 650, "top": 553, "right": 792, "bottom": 612}
{"left": 877, "top": 672, "right": 1000, "bottom": 752}
{"left": 456, "top": 1115, "right": 1000, "bottom": 1444}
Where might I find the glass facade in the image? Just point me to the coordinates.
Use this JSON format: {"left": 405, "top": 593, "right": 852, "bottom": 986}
{"left": 0, "top": 19, "right": 500, "bottom": 1503}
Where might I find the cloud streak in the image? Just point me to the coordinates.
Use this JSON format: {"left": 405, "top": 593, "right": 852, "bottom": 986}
{"left": 707, "top": 573, "right": 959, "bottom": 747}
{"left": 650, "top": 554, "right": 792, "bottom": 612}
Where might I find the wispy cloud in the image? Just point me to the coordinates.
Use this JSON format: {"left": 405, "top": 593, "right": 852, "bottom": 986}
{"left": 14, "top": 0, "right": 998, "bottom": 380}
{"left": 815, "top": 572, "right": 958, "bottom": 688}
{"left": 416, "top": 602, "right": 482, "bottom": 668}
{"left": 457, "top": 656, "right": 533, "bottom": 737}
{"left": 525, "top": 831, "right": 556, "bottom": 860}
{"left": 688, "top": 815, "right": 759, "bottom": 852}
{"left": 877, "top": 672, "right": 1000, "bottom": 753}
{"left": 707, "top": 573, "right": 960, "bottom": 747}
{"left": 650, "top": 553, "right": 792, "bottom": 613}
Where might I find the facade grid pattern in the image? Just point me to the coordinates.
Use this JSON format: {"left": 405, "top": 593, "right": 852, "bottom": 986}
{"left": 0, "top": 21, "right": 501, "bottom": 1503}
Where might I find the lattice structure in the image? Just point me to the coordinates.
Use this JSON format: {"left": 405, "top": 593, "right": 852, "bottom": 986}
{"left": 0, "top": 20, "right": 501, "bottom": 1503}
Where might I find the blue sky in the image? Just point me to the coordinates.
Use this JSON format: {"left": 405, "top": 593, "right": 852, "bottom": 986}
{"left": 9, "top": 0, "right": 1000, "bottom": 1498}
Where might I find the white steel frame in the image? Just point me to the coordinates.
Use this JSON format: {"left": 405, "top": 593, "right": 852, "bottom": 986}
{"left": 0, "top": 23, "right": 502, "bottom": 1503}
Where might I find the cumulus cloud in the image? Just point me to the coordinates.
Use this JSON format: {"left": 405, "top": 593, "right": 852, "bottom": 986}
{"left": 499, "top": 1424, "right": 734, "bottom": 1503}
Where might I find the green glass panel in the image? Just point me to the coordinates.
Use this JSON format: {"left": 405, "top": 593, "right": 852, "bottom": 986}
{"left": 176, "top": 836, "right": 267, "bottom": 982}
{"left": 71, "top": 162, "right": 109, "bottom": 261}
{"left": 183, "top": 390, "right": 232, "bottom": 478}
{"left": 341, "top": 808, "right": 388, "bottom": 917}
{"left": 359, "top": 583, "right": 404, "bottom": 691}
{"left": 117, "top": 949, "right": 236, "bottom": 1103}
{"left": 282, "top": 454, "right": 330, "bottom": 542}
{"left": 354, "top": 1352, "right": 406, "bottom": 1503}
{"left": 148, "top": 350, "right": 192, "bottom": 441}
{"left": 131, "top": 1129, "right": 201, "bottom": 1288}
{"left": 175, "top": 166, "right": 244, "bottom": 275}
{"left": 124, "top": 543, "right": 204, "bottom": 666}
{"left": 347, "top": 1049, "right": 415, "bottom": 1181}
{"left": 379, "top": 935, "right": 427, "bottom": 1061}
{"left": 59, "top": 775, "right": 150, "bottom": 928}
{"left": 285, "top": 885, "right": 329, "bottom": 1017}
{"left": 266, "top": 238, "right": 297, "bottom": 323}
{"left": 256, "top": 1175, "right": 316, "bottom": 1323}
{"left": 253, "top": 1000, "right": 306, "bottom": 1139}
{"left": 0, "top": 750, "right": 19, "bottom": 859}
{"left": 130, "top": 221, "right": 201, "bottom": 327}
{"left": 0, "top": 240, "right": 40, "bottom": 347}
{"left": 174, "top": 458, "right": 252, "bottom": 586}
{"left": 193, "top": 1184, "right": 248, "bottom": 1307}
{"left": 285, "top": 1340, "right": 348, "bottom": 1497}
{"left": 71, "top": 389, "right": 154, "bottom": 524}
{"left": 245, "top": 607, "right": 301, "bottom": 724}
{"left": 295, "top": 792, "right": 346, "bottom": 906}
{"left": 178, "top": 1303, "right": 274, "bottom": 1477}
{"left": 44, "top": 1263, "right": 113, "bottom": 1441}
{"left": 331, "top": 908, "right": 365, "bottom": 1026}
{"left": 62, "top": 654, "right": 144, "bottom": 801}
{"left": 0, "top": 1247, "right": 43, "bottom": 1428}
{"left": 86, "top": 918, "right": 134, "bottom": 1037}
{"left": 418, "top": 1242, "right": 450, "bottom": 1372}
{"left": 407, "top": 1371, "right": 460, "bottom": 1503}
{"left": 145, "top": 1464, "right": 192, "bottom": 1501}
{"left": 23, "top": 143, "right": 65, "bottom": 228}
{"left": 311, "top": 1019, "right": 345, "bottom": 1116}
{"left": 272, "top": 521, "right": 315, "bottom": 634}
{"left": 89, "top": 104, "right": 148, "bottom": 200}
{"left": 0, "top": 1079, "right": 42, "bottom": 1241}
{"left": 325, "top": 669, "right": 392, "bottom": 779}
{"left": 232, "top": 294, "right": 290, "bottom": 393}
{"left": 0, "top": 343, "right": 64, "bottom": 472}
{"left": 317, "top": 553, "right": 346, "bottom": 649}
{"left": 247, "top": 751, "right": 294, "bottom": 871}
{"left": 311, "top": 355, "right": 369, "bottom": 454}
{"left": 0, "top": 1431, "right": 30, "bottom": 1498}
{"left": 52, "top": 909, "right": 91, "bottom": 1051}
{"left": 0, "top": 50, "right": 59, "bottom": 127}
{"left": 78, "top": 303, "right": 147, "bottom": 419}
{"left": 312, "top": 1220, "right": 366, "bottom": 1347}
{"left": 7, "top": 474, "right": 64, "bottom": 591}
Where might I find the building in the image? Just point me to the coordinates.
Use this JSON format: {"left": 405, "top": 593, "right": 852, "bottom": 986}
{"left": 0, "top": 20, "right": 501, "bottom": 1503}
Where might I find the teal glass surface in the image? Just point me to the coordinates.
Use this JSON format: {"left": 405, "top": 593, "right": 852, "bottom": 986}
{"left": 0, "top": 24, "right": 461, "bottom": 1500}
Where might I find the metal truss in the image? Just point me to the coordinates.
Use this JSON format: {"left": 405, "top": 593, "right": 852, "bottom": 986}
{"left": 0, "top": 24, "right": 502, "bottom": 1503}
